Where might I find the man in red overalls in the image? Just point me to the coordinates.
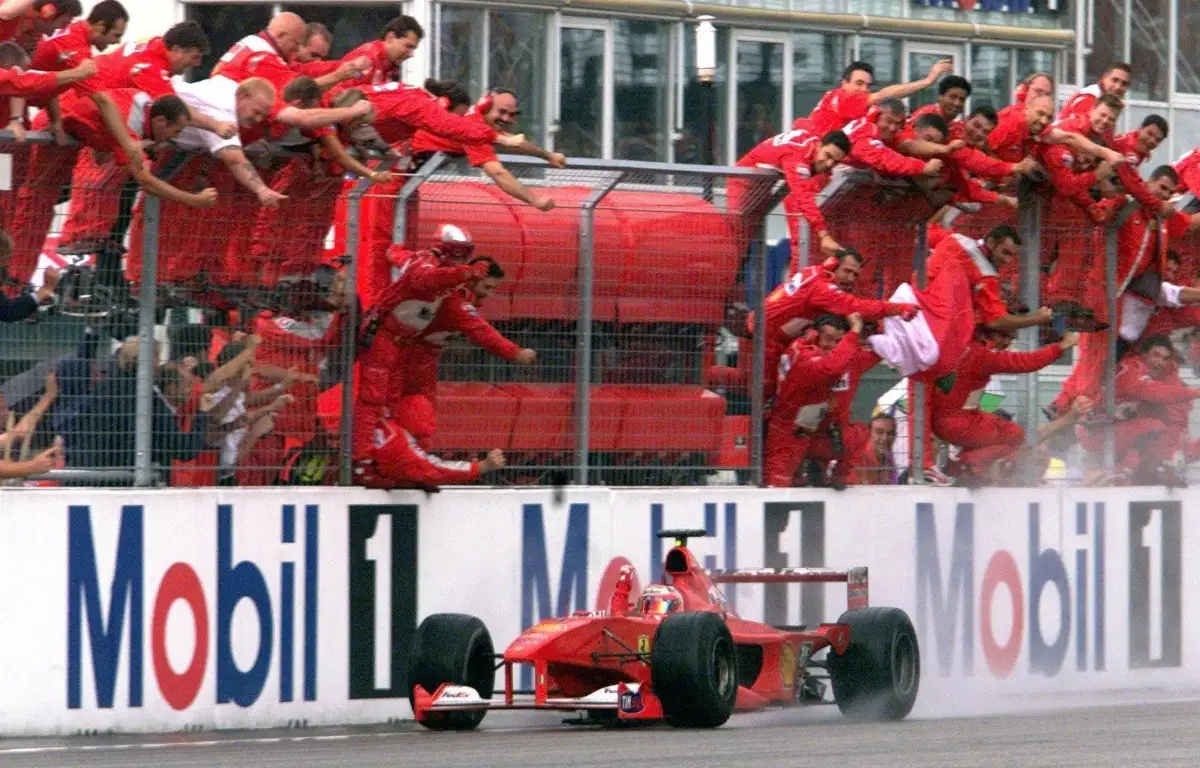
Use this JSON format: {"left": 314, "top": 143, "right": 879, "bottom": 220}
{"left": 748, "top": 248, "right": 917, "bottom": 399}
{"left": 932, "top": 328, "right": 1076, "bottom": 485}
{"left": 764, "top": 313, "right": 862, "bottom": 487}
{"left": 405, "top": 256, "right": 536, "bottom": 404}
{"left": 356, "top": 394, "right": 506, "bottom": 489}
{"left": 353, "top": 223, "right": 490, "bottom": 467}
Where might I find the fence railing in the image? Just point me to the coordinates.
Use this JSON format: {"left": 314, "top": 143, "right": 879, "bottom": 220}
{"left": 0, "top": 128, "right": 1179, "bottom": 488}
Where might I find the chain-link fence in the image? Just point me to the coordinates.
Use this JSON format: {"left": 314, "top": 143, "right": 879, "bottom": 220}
{"left": 347, "top": 155, "right": 780, "bottom": 487}
{"left": 3, "top": 127, "right": 1188, "bottom": 488}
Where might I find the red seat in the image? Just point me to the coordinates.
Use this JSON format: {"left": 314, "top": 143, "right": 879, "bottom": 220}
{"left": 501, "top": 383, "right": 574, "bottom": 452}
{"left": 586, "top": 385, "right": 627, "bottom": 452}
{"left": 508, "top": 186, "right": 591, "bottom": 321}
{"left": 611, "top": 193, "right": 739, "bottom": 325}
{"left": 429, "top": 382, "right": 519, "bottom": 451}
{"left": 615, "top": 385, "right": 726, "bottom": 455}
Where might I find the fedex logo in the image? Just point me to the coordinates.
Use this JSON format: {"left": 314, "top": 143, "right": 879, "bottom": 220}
{"left": 916, "top": 501, "right": 1105, "bottom": 678}
{"left": 67, "top": 503, "right": 318, "bottom": 711}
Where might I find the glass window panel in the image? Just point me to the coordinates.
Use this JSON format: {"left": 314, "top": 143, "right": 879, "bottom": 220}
{"left": 184, "top": 4, "right": 273, "bottom": 81}
{"left": 281, "top": 4, "right": 396, "bottom": 60}
{"left": 488, "top": 10, "right": 548, "bottom": 147}
{"left": 971, "top": 45, "right": 1012, "bottom": 110}
{"left": 793, "top": 33, "right": 846, "bottom": 118}
{"left": 558, "top": 26, "right": 606, "bottom": 158}
{"left": 1085, "top": 0, "right": 1125, "bottom": 85}
{"left": 1169, "top": 108, "right": 1200, "bottom": 164}
{"left": 436, "top": 5, "right": 486, "bottom": 97}
{"left": 1017, "top": 48, "right": 1056, "bottom": 82}
{"left": 682, "top": 25, "right": 729, "bottom": 165}
{"left": 735, "top": 39, "right": 784, "bottom": 158}
{"left": 613, "top": 20, "right": 670, "bottom": 162}
{"left": 1178, "top": 6, "right": 1200, "bottom": 93}
{"left": 857, "top": 37, "right": 901, "bottom": 89}
{"left": 906, "top": 52, "right": 950, "bottom": 110}
{"left": 1128, "top": 0, "right": 1168, "bottom": 101}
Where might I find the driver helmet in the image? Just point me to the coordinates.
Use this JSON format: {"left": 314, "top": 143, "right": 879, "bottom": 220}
{"left": 433, "top": 223, "right": 474, "bottom": 263}
{"left": 637, "top": 585, "right": 683, "bottom": 615}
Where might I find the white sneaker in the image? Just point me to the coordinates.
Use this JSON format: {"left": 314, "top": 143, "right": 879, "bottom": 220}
{"left": 922, "top": 468, "right": 955, "bottom": 487}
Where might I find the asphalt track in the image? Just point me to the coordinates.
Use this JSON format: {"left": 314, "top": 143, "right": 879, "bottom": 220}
{"left": 2, "top": 694, "right": 1199, "bottom": 768}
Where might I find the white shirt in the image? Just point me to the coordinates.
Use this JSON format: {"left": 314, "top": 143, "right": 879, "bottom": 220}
{"left": 1120, "top": 282, "right": 1187, "bottom": 342}
{"left": 170, "top": 75, "right": 241, "bottom": 155}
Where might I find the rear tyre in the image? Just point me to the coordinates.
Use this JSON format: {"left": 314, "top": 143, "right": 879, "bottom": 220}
{"left": 828, "top": 607, "right": 920, "bottom": 721}
{"left": 408, "top": 613, "right": 495, "bottom": 731}
{"left": 650, "top": 612, "right": 738, "bottom": 728}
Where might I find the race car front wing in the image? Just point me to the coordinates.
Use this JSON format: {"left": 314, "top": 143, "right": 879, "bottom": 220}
{"left": 412, "top": 681, "right": 665, "bottom": 722}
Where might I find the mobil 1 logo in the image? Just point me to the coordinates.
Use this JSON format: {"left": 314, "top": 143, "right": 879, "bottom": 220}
{"left": 348, "top": 505, "right": 419, "bottom": 698}
{"left": 1128, "top": 501, "right": 1181, "bottom": 669}
{"left": 762, "top": 501, "right": 825, "bottom": 627}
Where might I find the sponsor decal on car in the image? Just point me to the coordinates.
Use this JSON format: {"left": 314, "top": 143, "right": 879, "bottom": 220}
{"left": 619, "top": 689, "right": 644, "bottom": 714}
{"left": 780, "top": 643, "right": 797, "bottom": 688}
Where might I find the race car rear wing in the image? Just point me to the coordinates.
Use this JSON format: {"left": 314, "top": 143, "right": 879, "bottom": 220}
{"left": 707, "top": 567, "right": 869, "bottom": 611}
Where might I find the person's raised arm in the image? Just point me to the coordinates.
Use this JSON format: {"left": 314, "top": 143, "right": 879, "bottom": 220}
{"left": 315, "top": 133, "right": 395, "bottom": 184}
{"left": 130, "top": 164, "right": 217, "bottom": 208}
{"left": 985, "top": 306, "right": 1055, "bottom": 331}
{"left": 1043, "top": 127, "right": 1123, "bottom": 164}
{"left": 277, "top": 100, "right": 372, "bottom": 129}
{"left": 869, "top": 59, "right": 953, "bottom": 106}
{"left": 215, "top": 146, "right": 287, "bottom": 207}
{"left": 480, "top": 159, "right": 554, "bottom": 210}
{"left": 90, "top": 92, "right": 145, "bottom": 173}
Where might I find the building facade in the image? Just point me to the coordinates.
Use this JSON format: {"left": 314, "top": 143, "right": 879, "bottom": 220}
{"left": 106, "top": 0, "right": 1193, "bottom": 172}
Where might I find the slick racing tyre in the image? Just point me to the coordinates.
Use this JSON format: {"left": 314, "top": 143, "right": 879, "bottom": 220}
{"left": 828, "top": 607, "right": 920, "bottom": 721}
{"left": 650, "top": 612, "right": 738, "bottom": 728}
{"left": 408, "top": 613, "right": 495, "bottom": 731}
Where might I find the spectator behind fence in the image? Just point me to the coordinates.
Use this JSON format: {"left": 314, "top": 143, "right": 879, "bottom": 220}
{"left": 64, "top": 338, "right": 212, "bottom": 475}
{"left": 201, "top": 336, "right": 295, "bottom": 485}
{"left": 0, "top": 232, "right": 58, "bottom": 321}
{"left": 0, "top": 436, "right": 61, "bottom": 482}
{"left": 848, "top": 413, "right": 900, "bottom": 485}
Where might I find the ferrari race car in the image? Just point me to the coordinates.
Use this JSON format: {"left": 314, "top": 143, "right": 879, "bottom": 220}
{"left": 409, "top": 529, "right": 920, "bottom": 730}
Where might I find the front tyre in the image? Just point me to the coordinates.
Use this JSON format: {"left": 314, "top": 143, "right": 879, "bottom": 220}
{"left": 408, "top": 613, "right": 495, "bottom": 731}
{"left": 650, "top": 612, "right": 738, "bottom": 728}
{"left": 828, "top": 607, "right": 920, "bottom": 721}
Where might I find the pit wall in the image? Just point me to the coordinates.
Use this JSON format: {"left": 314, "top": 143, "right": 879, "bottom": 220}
{"left": 2, "top": 485, "right": 1191, "bottom": 735}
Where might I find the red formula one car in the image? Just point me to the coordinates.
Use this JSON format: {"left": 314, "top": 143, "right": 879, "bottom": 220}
{"left": 409, "top": 530, "right": 920, "bottom": 730}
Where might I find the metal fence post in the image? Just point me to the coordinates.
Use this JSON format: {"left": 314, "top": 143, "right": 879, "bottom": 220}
{"left": 133, "top": 194, "right": 160, "bottom": 487}
{"left": 750, "top": 207, "right": 768, "bottom": 486}
{"left": 1102, "top": 200, "right": 1141, "bottom": 474}
{"left": 1017, "top": 193, "right": 1043, "bottom": 443}
{"left": 338, "top": 167, "right": 387, "bottom": 486}
{"left": 392, "top": 152, "right": 445, "bottom": 247}
{"left": 1103, "top": 220, "right": 1118, "bottom": 473}
{"left": 574, "top": 172, "right": 623, "bottom": 485}
{"left": 797, "top": 219, "right": 811, "bottom": 270}
{"left": 911, "top": 224, "right": 929, "bottom": 484}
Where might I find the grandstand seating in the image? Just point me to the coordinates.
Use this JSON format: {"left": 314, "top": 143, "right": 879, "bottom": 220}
{"left": 347, "top": 182, "right": 741, "bottom": 327}
{"left": 426, "top": 382, "right": 728, "bottom": 458}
